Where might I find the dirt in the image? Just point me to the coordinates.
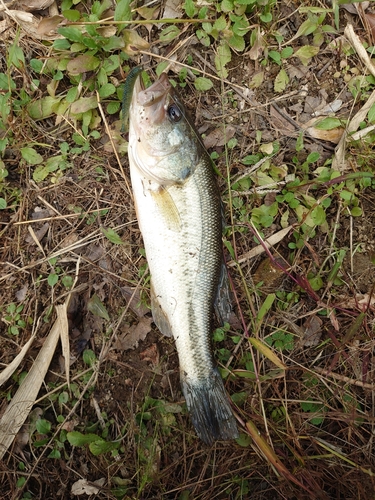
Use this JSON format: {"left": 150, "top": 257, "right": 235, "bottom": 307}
{"left": 1, "top": 1, "right": 375, "bottom": 499}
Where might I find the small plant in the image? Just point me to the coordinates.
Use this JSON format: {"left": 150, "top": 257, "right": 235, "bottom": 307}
{"left": 2, "top": 303, "right": 31, "bottom": 336}
{"left": 300, "top": 399, "right": 325, "bottom": 425}
{"left": 265, "top": 330, "right": 294, "bottom": 351}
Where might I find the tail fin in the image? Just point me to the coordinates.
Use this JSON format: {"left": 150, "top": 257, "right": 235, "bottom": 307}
{"left": 181, "top": 369, "right": 238, "bottom": 444}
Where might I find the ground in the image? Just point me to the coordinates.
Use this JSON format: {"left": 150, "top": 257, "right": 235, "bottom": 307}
{"left": 1, "top": 1, "right": 375, "bottom": 499}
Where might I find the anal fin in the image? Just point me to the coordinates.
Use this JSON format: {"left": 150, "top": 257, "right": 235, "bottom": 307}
{"left": 214, "top": 262, "right": 232, "bottom": 325}
{"left": 151, "top": 284, "right": 173, "bottom": 337}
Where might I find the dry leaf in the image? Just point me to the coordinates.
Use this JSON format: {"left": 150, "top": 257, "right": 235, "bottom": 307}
{"left": 229, "top": 225, "right": 293, "bottom": 266}
{"left": 25, "top": 222, "right": 49, "bottom": 244}
{"left": 203, "top": 125, "right": 236, "bottom": 149}
{"left": 269, "top": 105, "right": 297, "bottom": 135}
{"left": 340, "top": 2, "right": 369, "bottom": 14}
{"left": 140, "top": 344, "right": 160, "bottom": 366}
{"left": 364, "top": 12, "right": 375, "bottom": 44}
{"left": 15, "top": 0, "right": 55, "bottom": 11}
{"left": 15, "top": 284, "right": 28, "bottom": 302}
{"left": 300, "top": 315, "right": 322, "bottom": 347}
{"left": 5, "top": 9, "right": 59, "bottom": 40}
{"left": 71, "top": 478, "right": 105, "bottom": 496}
{"left": 0, "top": 330, "right": 37, "bottom": 387}
{"left": 312, "top": 99, "right": 343, "bottom": 117}
{"left": 115, "top": 317, "right": 153, "bottom": 351}
{"left": 162, "top": 0, "right": 182, "bottom": 19}
{"left": 121, "top": 287, "right": 150, "bottom": 318}
{"left": 123, "top": 29, "right": 150, "bottom": 55}
{"left": 37, "top": 15, "right": 64, "bottom": 36}
{"left": 0, "top": 302, "right": 67, "bottom": 459}
{"left": 0, "top": 19, "right": 9, "bottom": 34}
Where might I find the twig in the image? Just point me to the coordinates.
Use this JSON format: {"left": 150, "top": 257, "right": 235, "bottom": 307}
{"left": 314, "top": 367, "right": 375, "bottom": 390}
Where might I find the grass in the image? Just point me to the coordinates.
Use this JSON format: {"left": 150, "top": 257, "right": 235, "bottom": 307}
{"left": 1, "top": 0, "right": 375, "bottom": 498}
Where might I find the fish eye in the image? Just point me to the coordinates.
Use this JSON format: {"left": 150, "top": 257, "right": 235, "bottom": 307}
{"left": 167, "top": 104, "right": 182, "bottom": 123}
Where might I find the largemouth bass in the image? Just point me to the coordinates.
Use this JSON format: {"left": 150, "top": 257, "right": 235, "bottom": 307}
{"left": 127, "top": 70, "right": 238, "bottom": 444}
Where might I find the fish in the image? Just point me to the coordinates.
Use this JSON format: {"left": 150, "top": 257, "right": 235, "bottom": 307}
{"left": 126, "top": 69, "right": 238, "bottom": 444}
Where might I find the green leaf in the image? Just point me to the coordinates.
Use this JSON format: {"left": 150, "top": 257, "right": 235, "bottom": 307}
{"left": 36, "top": 418, "right": 51, "bottom": 434}
{"left": 107, "top": 101, "right": 121, "bottom": 114}
{"left": 309, "top": 275, "right": 323, "bottom": 291}
{"left": 228, "top": 33, "right": 245, "bottom": 52}
{"left": 83, "top": 349, "right": 97, "bottom": 367}
{"left": 53, "top": 38, "right": 71, "bottom": 51}
{"left": 70, "top": 96, "right": 98, "bottom": 114}
{"left": 62, "top": 9, "right": 81, "bottom": 21}
{"left": 184, "top": 0, "right": 196, "bottom": 17}
{"left": 368, "top": 102, "right": 375, "bottom": 123}
{"left": 293, "top": 18, "right": 318, "bottom": 39}
{"left": 213, "top": 15, "right": 227, "bottom": 31}
{"left": 310, "top": 205, "right": 326, "bottom": 226}
{"left": 101, "top": 227, "right": 123, "bottom": 244}
{"left": 215, "top": 41, "right": 231, "bottom": 79}
{"left": 194, "top": 77, "right": 213, "bottom": 91}
{"left": 89, "top": 440, "right": 119, "bottom": 456}
{"left": 98, "top": 83, "right": 116, "bottom": 98}
{"left": 257, "top": 293, "right": 276, "bottom": 322}
{"left": 67, "top": 54, "right": 100, "bottom": 74}
{"left": 0, "top": 198, "right": 6, "bottom": 209}
{"left": 260, "top": 12, "right": 272, "bottom": 23}
{"left": 58, "top": 26, "right": 84, "bottom": 43}
{"left": 274, "top": 68, "right": 289, "bottom": 93}
{"left": 67, "top": 431, "right": 101, "bottom": 447}
{"left": 28, "top": 96, "right": 62, "bottom": 119}
{"left": 114, "top": 0, "right": 132, "bottom": 32}
{"left": 33, "top": 166, "right": 50, "bottom": 183}
{"left": 48, "top": 449, "right": 61, "bottom": 459}
{"left": 268, "top": 50, "right": 281, "bottom": 65}
{"left": 281, "top": 46, "right": 294, "bottom": 59}
{"left": 315, "top": 117, "right": 341, "bottom": 130}
{"left": 196, "top": 29, "right": 211, "bottom": 47}
{"left": 221, "top": 0, "right": 234, "bottom": 12}
{"left": 0, "top": 73, "right": 15, "bottom": 91}
{"left": 294, "top": 45, "right": 320, "bottom": 66}
{"left": 48, "top": 273, "right": 59, "bottom": 287}
{"left": 66, "top": 86, "right": 78, "bottom": 103}
{"left": 159, "top": 25, "right": 180, "bottom": 42}
{"left": 87, "top": 293, "right": 110, "bottom": 321}
{"left": 350, "top": 206, "right": 362, "bottom": 217}
{"left": 20, "top": 147, "right": 44, "bottom": 165}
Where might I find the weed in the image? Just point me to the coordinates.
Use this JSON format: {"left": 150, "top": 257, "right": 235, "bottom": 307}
{"left": 265, "top": 330, "right": 294, "bottom": 351}
{"left": 2, "top": 303, "right": 31, "bottom": 336}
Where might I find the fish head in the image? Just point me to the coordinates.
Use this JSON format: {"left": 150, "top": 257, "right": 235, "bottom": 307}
{"left": 129, "top": 72, "right": 204, "bottom": 185}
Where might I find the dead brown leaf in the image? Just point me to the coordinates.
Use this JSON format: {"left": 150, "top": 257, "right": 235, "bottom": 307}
{"left": 140, "top": 343, "right": 159, "bottom": 366}
{"left": 121, "top": 286, "right": 150, "bottom": 318}
{"left": 203, "top": 125, "right": 236, "bottom": 149}
{"left": 300, "top": 315, "right": 323, "bottom": 347}
{"left": 37, "top": 15, "right": 64, "bottom": 36}
{"left": 15, "top": 0, "right": 55, "bottom": 11}
{"left": 269, "top": 105, "right": 297, "bottom": 135}
{"left": 114, "top": 317, "right": 153, "bottom": 351}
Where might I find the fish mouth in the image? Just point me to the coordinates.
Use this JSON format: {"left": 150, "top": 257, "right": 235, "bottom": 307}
{"left": 134, "top": 72, "right": 172, "bottom": 126}
{"left": 137, "top": 72, "right": 171, "bottom": 106}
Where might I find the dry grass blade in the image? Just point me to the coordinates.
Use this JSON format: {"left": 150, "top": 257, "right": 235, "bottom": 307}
{"left": 0, "top": 302, "right": 68, "bottom": 460}
{"left": 228, "top": 225, "right": 293, "bottom": 266}
{"left": 0, "top": 330, "right": 38, "bottom": 387}
{"left": 249, "top": 338, "right": 286, "bottom": 371}
{"left": 245, "top": 420, "right": 318, "bottom": 496}
{"left": 333, "top": 23, "right": 375, "bottom": 171}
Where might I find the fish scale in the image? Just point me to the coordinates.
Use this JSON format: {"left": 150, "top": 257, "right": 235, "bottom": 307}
{"left": 127, "top": 70, "right": 238, "bottom": 444}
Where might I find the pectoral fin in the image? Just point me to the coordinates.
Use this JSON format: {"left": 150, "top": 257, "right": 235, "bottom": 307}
{"left": 151, "top": 284, "right": 173, "bottom": 337}
{"left": 151, "top": 187, "right": 181, "bottom": 232}
{"left": 214, "top": 263, "right": 232, "bottom": 325}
